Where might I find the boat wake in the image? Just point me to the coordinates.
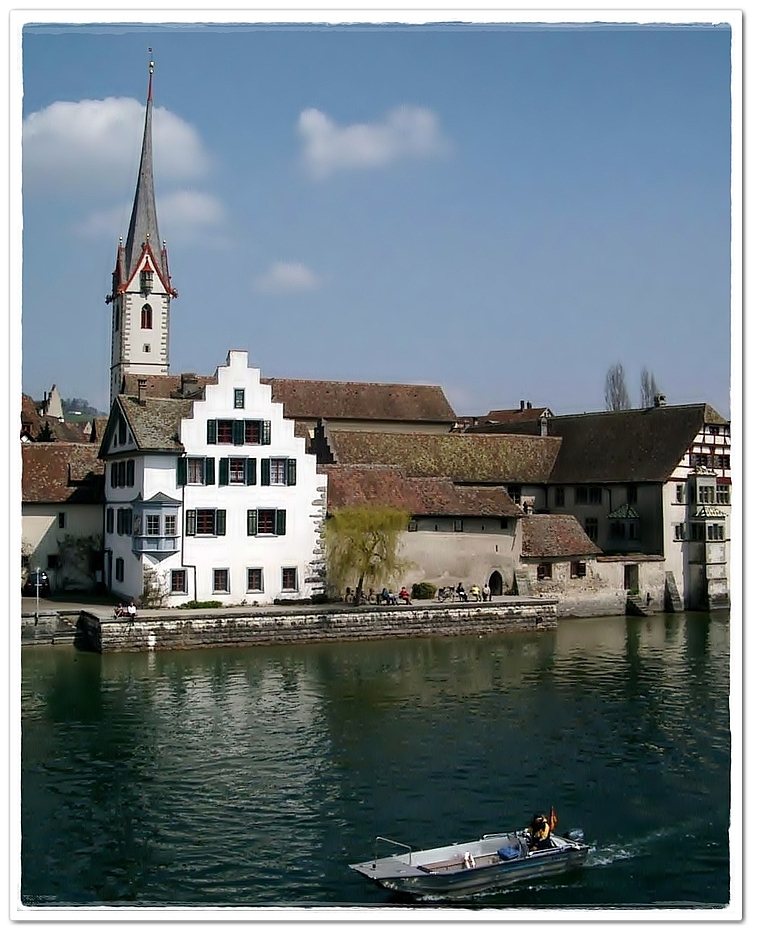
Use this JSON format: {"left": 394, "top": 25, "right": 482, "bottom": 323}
{"left": 585, "top": 816, "right": 705, "bottom": 869}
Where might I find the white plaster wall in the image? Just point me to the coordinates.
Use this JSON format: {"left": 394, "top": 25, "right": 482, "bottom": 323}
{"left": 22, "top": 504, "right": 103, "bottom": 588}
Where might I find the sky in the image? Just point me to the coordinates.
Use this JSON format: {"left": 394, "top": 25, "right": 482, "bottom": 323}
{"left": 18, "top": 14, "right": 734, "bottom": 418}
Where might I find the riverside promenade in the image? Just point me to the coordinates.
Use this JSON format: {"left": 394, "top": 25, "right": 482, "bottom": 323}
{"left": 21, "top": 594, "right": 559, "bottom": 653}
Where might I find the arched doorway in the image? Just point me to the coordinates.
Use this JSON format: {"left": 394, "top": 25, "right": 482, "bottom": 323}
{"left": 488, "top": 570, "right": 503, "bottom": 596}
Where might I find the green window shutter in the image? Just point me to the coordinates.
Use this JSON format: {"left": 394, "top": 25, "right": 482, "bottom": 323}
{"left": 205, "top": 457, "right": 216, "bottom": 485}
{"left": 233, "top": 420, "right": 245, "bottom": 446}
{"left": 261, "top": 458, "right": 271, "bottom": 486}
{"left": 177, "top": 457, "right": 187, "bottom": 486}
{"left": 215, "top": 510, "right": 226, "bottom": 536}
{"left": 287, "top": 459, "right": 297, "bottom": 486}
{"left": 246, "top": 458, "right": 257, "bottom": 485}
{"left": 247, "top": 509, "right": 258, "bottom": 536}
{"left": 126, "top": 459, "right": 135, "bottom": 487}
{"left": 218, "top": 458, "right": 229, "bottom": 486}
{"left": 207, "top": 419, "right": 217, "bottom": 444}
{"left": 262, "top": 421, "right": 271, "bottom": 445}
{"left": 185, "top": 510, "right": 196, "bottom": 536}
{"left": 276, "top": 509, "right": 287, "bottom": 536}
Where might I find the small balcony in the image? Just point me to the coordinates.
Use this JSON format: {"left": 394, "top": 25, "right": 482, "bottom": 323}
{"left": 132, "top": 535, "right": 179, "bottom": 556}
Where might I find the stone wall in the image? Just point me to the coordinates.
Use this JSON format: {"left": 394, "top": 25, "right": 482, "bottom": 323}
{"left": 75, "top": 599, "right": 559, "bottom": 653}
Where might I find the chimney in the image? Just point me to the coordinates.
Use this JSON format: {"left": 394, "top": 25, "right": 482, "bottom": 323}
{"left": 137, "top": 378, "right": 147, "bottom": 405}
{"left": 527, "top": 400, "right": 532, "bottom": 409}
{"left": 539, "top": 415, "right": 548, "bottom": 436}
{"left": 654, "top": 393, "right": 667, "bottom": 408}
{"left": 180, "top": 373, "right": 199, "bottom": 398}
{"left": 520, "top": 399, "right": 525, "bottom": 411}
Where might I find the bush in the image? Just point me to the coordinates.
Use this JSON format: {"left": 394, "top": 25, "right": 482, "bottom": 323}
{"left": 411, "top": 582, "right": 437, "bottom": 600}
{"left": 178, "top": 600, "right": 223, "bottom": 609}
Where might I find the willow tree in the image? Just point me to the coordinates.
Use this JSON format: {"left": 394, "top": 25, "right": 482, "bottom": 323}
{"left": 325, "top": 505, "right": 410, "bottom": 604}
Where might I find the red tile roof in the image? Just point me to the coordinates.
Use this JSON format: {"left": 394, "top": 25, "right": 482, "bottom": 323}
{"left": 324, "top": 465, "right": 522, "bottom": 517}
{"left": 22, "top": 443, "right": 105, "bottom": 504}
{"left": 521, "top": 514, "right": 601, "bottom": 559}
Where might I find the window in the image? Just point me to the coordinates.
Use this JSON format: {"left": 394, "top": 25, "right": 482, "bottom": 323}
{"left": 186, "top": 457, "right": 215, "bottom": 486}
{"left": 115, "top": 557, "right": 124, "bottom": 582}
{"left": 628, "top": 522, "right": 638, "bottom": 540}
{"left": 248, "top": 508, "right": 286, "bottom": 536}
{"left": 716, "top": 454, "right": 731, "bottom": 470}
{"left": 118, "top": 415, "right": 127, "bottom": 445}
{"left": 47, "top": 554, "right": 59, "bottom": 569}
{"left": 610, "top": 520, "right": 624, "bottom": 539}
{"left": 570, "top": 561, "right": 587, "bottom": 579}
{"left": 282, "top": 567, "right": 298, "bottom": 591}
{"left": 260, "top": 458, "right": 296, "bottom": 486}
{"left": 676, "top": 484, "right": 685, "bottom": 503}
{"left": 141, "top": 304, "right": 152, "bottom": 329}
{"left": 585, "top": 517, "right": 599, "bottom": 542}
{"left": 213, "top": 569, "right": 230, "bottom": 593}
{"left": 143, "top": 344, "right": 151, "bottom": 354}
{"left": 500, "top": 518, "right": 509, "bottom": 530}
{"left": 106, "top": 508, "right": 114, "bottom": 534}
{"left": 691, "top": 523, "right": 705, "bottom": 542}
{"left": 185, "top": 509, "right": 226, "bottom": 537}
{"left": 116, "top": 508, "right": 133, "bottom": 535}
{"left": 589, "top": 487, "right": 602, "bottom": 505}
{"left": 554, "top": 487, "right": 565, "bottom": 507}
{"left": 507, "top": 486, "right": 522, "bottom": 504}
{"left": 694, "top": 453, "right": 711, "bottom": 468}
{"left": 627, "top": 485, "right": 638, "bottom": 504}
{"left": 536, "top": 562, "right": 552, "bottom": 580}
{"left": 716, "top": 485, "right": 730, "bottom": 504}
{"left": 575, "top": 487, "right": 588, "bottom": 505}
{"left": 217, "top": 420, "right": 234, "bottom": 444}
{"left": 699, "top": 486, "right": 715, "bottom": 504}
{"left": 707, "top": 525, "right": 725, "bottom": 541}
{"left": 244, "top": 420, "right": 271, "bottom": 445}
{"left": 164, "top": 514, "right": 177, "bottom": 536}
{"left": 146, "top": 515, "right": 160, "bottom": 536}
{"left": 234, "top": 388, "right": 245, "bottom": 409}
{"left": 140, "top": 269, "right": 153, "bottom": 293}
{"left": 114, "top": 306, "right": 120, "bottom": 331}
{"left": 247, "top": 568, "right": 263, "bottom": 592}
{"left": 407, "top": 520, "right": 418, "bottom": 532}
{"left": 674, "top": 523, "right": 686, "bottom": 541}
{"left": 171, "top": 569, "right": 187, "bottom": 593}
{"left": 270, "top": 458, "right": 287, "bottom": 485}
{"left": 58, "top": 512, "right": 66, "bottom": 529}
{"left": 229, "top": 457, "right": 246, "bottom": 484}
{"left": 453, "top": 519, "right": 464, "bottom": 532}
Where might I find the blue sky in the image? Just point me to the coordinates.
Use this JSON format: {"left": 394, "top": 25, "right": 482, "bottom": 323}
{"left": 20, "top": 17, "right": 733, "bottom": 417}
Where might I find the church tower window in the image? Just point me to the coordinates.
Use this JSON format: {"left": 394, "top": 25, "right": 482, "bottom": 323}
{"left": 141, "top": 304, "right": 153, "bottom": 329}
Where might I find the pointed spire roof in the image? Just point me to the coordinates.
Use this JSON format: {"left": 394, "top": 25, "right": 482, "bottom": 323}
{"left": 124, "top": 57, "right": 165, "bottom": 280}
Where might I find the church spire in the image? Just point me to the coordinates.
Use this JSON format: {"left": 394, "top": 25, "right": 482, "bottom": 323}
{"left": 124, "top": 55, "right": 163, "bottom": 280}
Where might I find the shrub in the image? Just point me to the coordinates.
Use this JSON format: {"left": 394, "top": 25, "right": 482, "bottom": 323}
{"left": 412, "top": 582, "right": 437, "bottom": 600}
{"left": 178, "top": 600, "right": 223, "bottom": 609}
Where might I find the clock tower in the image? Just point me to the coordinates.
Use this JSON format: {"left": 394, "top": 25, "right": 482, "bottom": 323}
{"left": 107, "top": 58, "right": 177, "bottom": 403}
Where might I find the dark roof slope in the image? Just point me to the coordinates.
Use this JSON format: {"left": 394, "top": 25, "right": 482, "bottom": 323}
{"left": 324, "top": 430, "right": 561, "bottom": 484}
{"left": 111, "top": 396, "right": 193, "bottom": 453}
{"left": 521, "top": 514, "right": 601, "bottom": 559}
{"left": 546, "top": 404, "right": 726, "bottom": 484}
{"left": 324, "top": 465, "right": 522, "bottom": 517}
{"left": 22, "top": 443, "right": 104, "bottom": 504}
{"left": 262, "top": 378, "right": 456, "bottom": 423}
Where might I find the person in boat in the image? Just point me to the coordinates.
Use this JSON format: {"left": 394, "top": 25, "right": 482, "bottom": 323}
{"left": 526, "top": 807, "right": 557, "bottom": 851}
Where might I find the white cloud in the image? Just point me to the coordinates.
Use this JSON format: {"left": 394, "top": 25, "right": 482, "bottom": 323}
{"left": 74, "top": 190, "right": 226, "bottom": 245}
{"left": 254, "top": 262, "right": 322, "bottom": 294}
{"left": 297, "top": 105, "right": 451, "bottom": 178}
{"left": 23, "top": 97, "right": 211, "bottom": 195}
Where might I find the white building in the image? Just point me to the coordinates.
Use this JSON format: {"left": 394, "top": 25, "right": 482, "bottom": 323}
{"left": 99, "top": 350, "right": 327, "bottom": 606}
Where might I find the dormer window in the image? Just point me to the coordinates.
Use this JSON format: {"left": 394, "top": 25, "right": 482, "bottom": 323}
{"left": 140, "top": 268, "right": 153, "bottom": 294}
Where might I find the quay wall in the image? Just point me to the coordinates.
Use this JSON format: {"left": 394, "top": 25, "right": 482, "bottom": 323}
{"left": 22, "top": 613, "right": 79, "bottom": 646}
{"left": 75, "top": 599, "right": 559, "bottom": 653}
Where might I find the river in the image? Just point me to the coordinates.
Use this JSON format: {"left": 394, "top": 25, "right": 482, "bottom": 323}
{"left": 20, "top": 611, "right": 731, "bottom": 910}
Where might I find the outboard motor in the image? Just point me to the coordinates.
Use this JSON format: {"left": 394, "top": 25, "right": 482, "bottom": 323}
{"left": 565, "top": 829, "right": 585, "bottom": 844}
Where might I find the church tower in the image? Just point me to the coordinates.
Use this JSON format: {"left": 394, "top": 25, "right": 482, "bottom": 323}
{"left": 107, "top": 57, "right": 177, "bottom": 404}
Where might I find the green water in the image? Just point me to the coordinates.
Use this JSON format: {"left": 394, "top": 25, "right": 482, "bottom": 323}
{"left": 21, "top": 612, "right": 731, "bottom": 908}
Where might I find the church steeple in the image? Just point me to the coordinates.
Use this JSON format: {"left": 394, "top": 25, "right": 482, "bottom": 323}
{"left": 107, "top": 54, "right": 177, "bottom": 405}
{"left": 124, "top": 57, "right": 165, "bottom": 280}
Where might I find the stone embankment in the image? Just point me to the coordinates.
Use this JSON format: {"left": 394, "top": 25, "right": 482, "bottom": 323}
{"left": 73, "top": 598, "right": 559, "bottom": 653}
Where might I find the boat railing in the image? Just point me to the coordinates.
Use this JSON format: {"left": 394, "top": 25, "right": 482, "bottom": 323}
{"left": 374, "top": 836, "right": 413, "bottom": 866}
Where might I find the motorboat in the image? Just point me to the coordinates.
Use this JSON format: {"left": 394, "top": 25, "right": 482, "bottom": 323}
{"left": 349, "top": 828, "right": 589, "bottom": 897}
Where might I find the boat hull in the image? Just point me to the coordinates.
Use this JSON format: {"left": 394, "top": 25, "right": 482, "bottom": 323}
{"left": 350, "top": 833, "right": 589, "bottom": 897}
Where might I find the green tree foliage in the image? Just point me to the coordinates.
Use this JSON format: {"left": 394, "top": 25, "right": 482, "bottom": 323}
{"left": 324, "top": 505, "right": 411, "bottom": 604}
{"left": 62, "top": 397, "right": 103, "bottom": 417}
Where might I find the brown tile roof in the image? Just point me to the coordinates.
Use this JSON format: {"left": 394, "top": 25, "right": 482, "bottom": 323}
{"left": 521, "top": 514, "right": 601, "bottom": 559}
{"left": 117, "top": 396, "right": 194, "bottom": 452}
{"left": 262, "top": 378, "right": 457, "bottom": 423}
{"left": 323, "top": 429, "right": 561, "bottom": 484}
{"left": 22, "top": 443, "right": 105, "bottom": 504}
{"left": 21, "top": 394, "right": 42, "bottom": 438}
{"left": 483, "top": 405, "right": 552, "bottom": 423}
{"left": 22, "top": 395, "right": 90, "bottom": 442}
{"left": 121, "top": 373, "right": 213, "bottom": 399}
{"left": 546, "top": 404, "right": 727, "bottom": 484}
{"left": 324, "top": 465, "right": 522, "bottom": 517}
